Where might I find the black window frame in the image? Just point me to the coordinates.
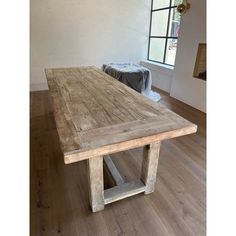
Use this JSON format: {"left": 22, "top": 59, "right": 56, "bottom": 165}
{"left": 147, "top": 0, "right": 179, "bottom": 67}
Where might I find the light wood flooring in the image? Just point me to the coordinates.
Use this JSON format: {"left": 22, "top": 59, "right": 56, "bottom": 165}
{"left": 30, "top": 88, "right": 206, "bottom": 236}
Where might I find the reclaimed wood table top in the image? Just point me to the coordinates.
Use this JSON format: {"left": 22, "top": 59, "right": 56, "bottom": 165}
{"left": 45, "top": 66, "right": 197, "bottom": 164}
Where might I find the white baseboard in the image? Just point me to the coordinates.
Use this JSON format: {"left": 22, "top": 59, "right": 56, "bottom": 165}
{"left": 30, "top": 83, "right": 48, "bottom": 91}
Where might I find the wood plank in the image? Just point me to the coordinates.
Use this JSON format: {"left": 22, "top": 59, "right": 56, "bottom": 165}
{"left": 141, "top": 142, "right": 161, "bottom": 194}
{"left": 104, "top": 180, "right": 146, "bottom": 205}
{"left": 64, "top": 124, "right": 196, "bottom": 164}
{"left": 45, "top": 67, "right": 197, "bottom": 163}
{"left": 103, "top": 155, "right": 124, "bottom": 185}
{"left": 87, "top": 156, "right": 104, "bottom": 212}
{"left": 30, "top": 90, "right": 206, "bottom": 235}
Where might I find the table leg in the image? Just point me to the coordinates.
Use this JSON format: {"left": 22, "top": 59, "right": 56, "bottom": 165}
{"left": 87, "top": 156, "right": 104, "bottom": 212}
{"left": 141, "top": 141, "right": 161, "bottom": 194}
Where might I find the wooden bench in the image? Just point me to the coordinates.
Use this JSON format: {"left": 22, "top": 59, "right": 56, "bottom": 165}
{"left": 45, "top": 66, "right": 197, "bottom": 212}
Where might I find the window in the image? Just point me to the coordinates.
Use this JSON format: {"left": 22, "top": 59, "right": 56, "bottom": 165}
{"left": 148, "top": 0, "right": 182, "bottom": 66}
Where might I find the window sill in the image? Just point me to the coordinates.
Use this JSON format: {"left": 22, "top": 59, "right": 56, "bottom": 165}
{"left": 140, "top": 60, "right": 174, "bottom": 76}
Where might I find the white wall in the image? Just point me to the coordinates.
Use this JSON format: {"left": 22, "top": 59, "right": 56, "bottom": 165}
{"left": 140, "top": 60, "right": 174, "bottom": 92}
{"left": 30, "top": 0, "right": 151, "bottom": 91}
{"left": 170, "top": 0, "right": 206, "bottom": 112}
{"left": 31, "top": 0, "right": 206, "bottom": 113}
{"left": 141, "top": 0, "right": 206, "bottom": 113}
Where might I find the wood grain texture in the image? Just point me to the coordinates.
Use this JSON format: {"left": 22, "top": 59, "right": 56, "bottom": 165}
{"left": 87, "top": 156, "right": 104, "bottom": 212}
{"left": 104, "top": 180, "right": 145, "bottom": 205}
{"left": 104, "top": 155, "right": 124, "bottom": 186}
{"left": 141, "top": 142, "right": 161, "bottom": 194}
{"left": 30, "top": 89, "right": 206, "bottom": 236}
{"left": 45, "top": 66, "right": 197, "bottom": 163}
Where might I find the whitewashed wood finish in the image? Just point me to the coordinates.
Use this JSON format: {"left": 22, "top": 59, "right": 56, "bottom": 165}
{"left": 141, "top": 142, "right": 161, "bottom": 194}
{"left": 31, "top": 90, "right": 206, "bottom": 234}
{"left": 104, "top": 155, "right": 124, "bottom": 185}
{"left": 87, "top": 156, "right": 104, "bottom": 212}
{"left": 45, "top": 66, "right": 197, "bottom": 164}
{"left": 104, "top": 180, "right": 146, "bottom": 204}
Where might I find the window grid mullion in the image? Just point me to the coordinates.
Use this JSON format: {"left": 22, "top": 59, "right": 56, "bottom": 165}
{"left": 148, "top": 0, "right": 178, "bottom": 66}
{"left": 148, "top": 59, "right": 174, "bottom": 67}
{"left": 147, "top": 0, "right": 154, "bottom": 60}
{"left": 152, "top": 5, "right": 176, "bottom": 12}
{"left": 150, "top": 36, "right": 178, "bottom": 39}
{"left": 163, "top": 1, "right": 172, "bottom": 63}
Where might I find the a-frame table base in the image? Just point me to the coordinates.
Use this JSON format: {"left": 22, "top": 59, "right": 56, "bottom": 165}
{"left": 87, "top": 141, "right": 161, "bottom": 212}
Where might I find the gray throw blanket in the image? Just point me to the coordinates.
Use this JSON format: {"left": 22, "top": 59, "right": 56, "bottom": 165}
{"left": 103, "top": 63, "right": 150, "bottom": 93}
{"left": 102, "top": 63, "right": 161, "bottom": 102}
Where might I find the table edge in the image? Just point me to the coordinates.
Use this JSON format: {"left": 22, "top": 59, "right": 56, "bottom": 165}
{"left": 63, "top": 124, "right": 197, "bottom": 164}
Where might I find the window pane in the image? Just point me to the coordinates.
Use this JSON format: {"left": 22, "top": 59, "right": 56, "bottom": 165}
{"left": 149, "top": 38, "right": 166, "bottom": 62}
{"left": 153, "top": 0, "right": 170, "bottom": 9}
{"left": 165, "top": 39, "right": 178, "bottom": 65}
{"left": 168, "top": 8, "right": 181, "bottom": 37}
{"left": 151, "top": 10, "right": 169, "bottom": 36}
{"left": 172, "top": 0, "right": 183, "bottom": 6}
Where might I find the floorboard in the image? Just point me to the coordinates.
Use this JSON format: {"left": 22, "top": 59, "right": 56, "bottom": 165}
{"left": 30, "top": 88, "right": 206, "bottom": 236}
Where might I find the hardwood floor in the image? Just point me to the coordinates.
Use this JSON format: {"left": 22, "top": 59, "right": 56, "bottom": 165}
{"left": 30, "top": 88, "right": 206, "bottom": 236}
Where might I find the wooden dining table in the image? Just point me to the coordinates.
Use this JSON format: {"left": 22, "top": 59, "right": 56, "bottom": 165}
{"left": 45, "top": 66, "right": 197, "bottom": 212}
